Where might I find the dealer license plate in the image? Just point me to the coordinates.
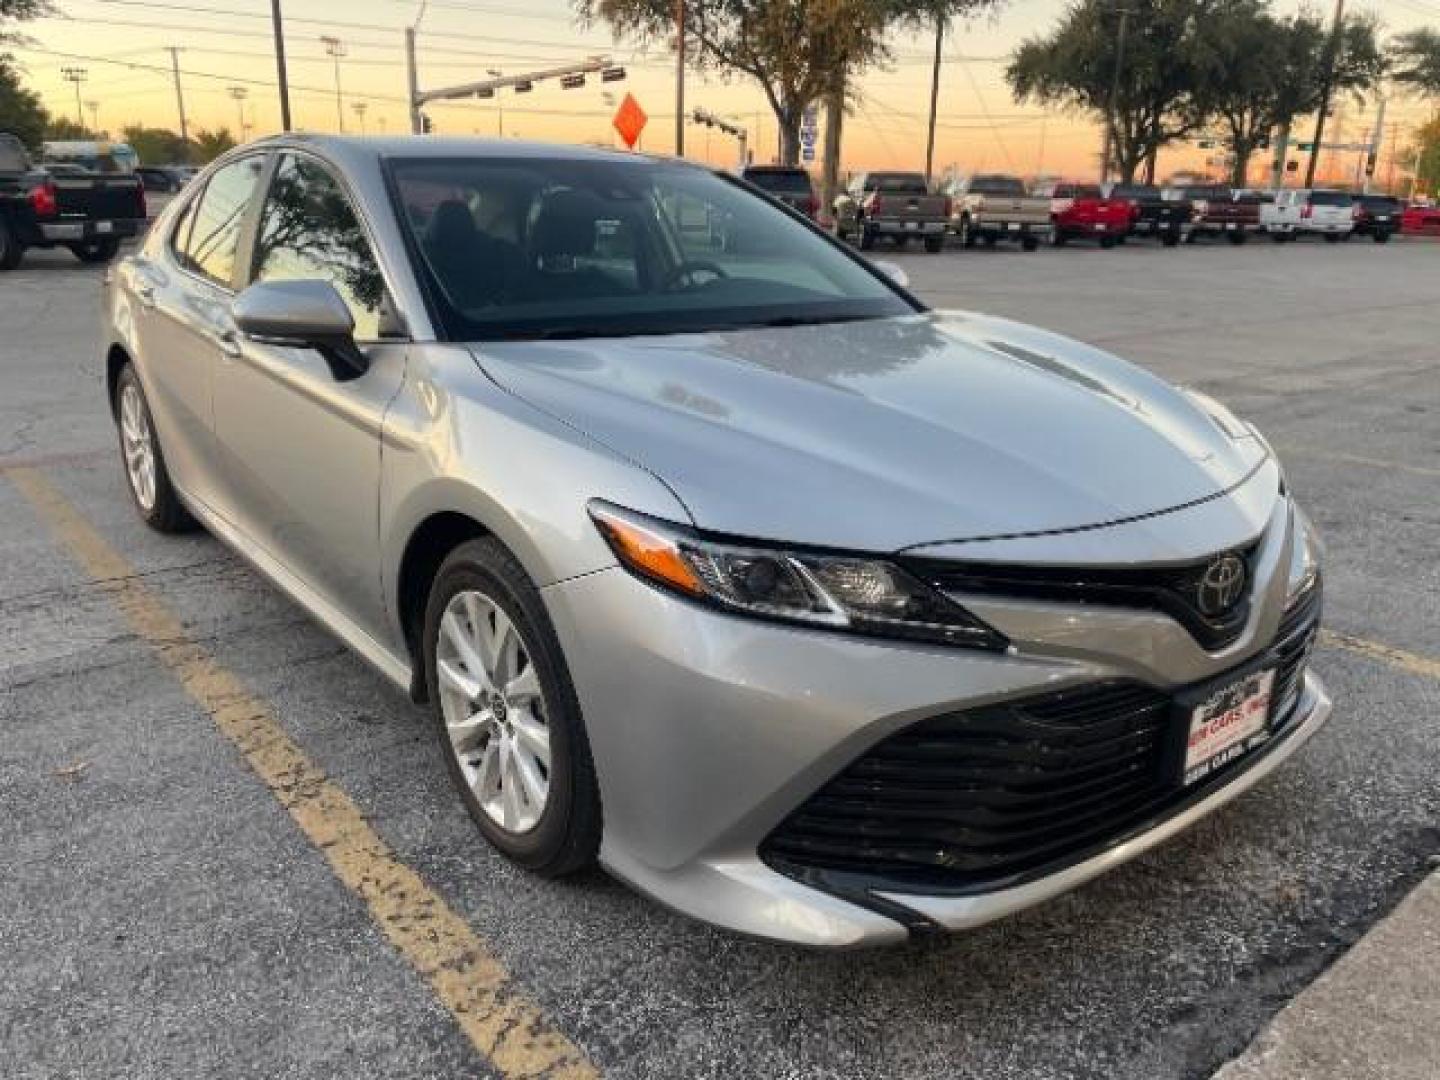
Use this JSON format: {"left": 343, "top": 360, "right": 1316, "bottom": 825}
{"left": 1093, "top": 223, "right": 1106, "bottom": 231}
{"left": 96, "top": 221, "right": 114, "bottom": 234}
{"left": 905, "top": 221, "right": 919, "bottom": 230}
{"left": 1182, "top": 669, "right": 1275, "bottom": 786}
{"left": 1008, "top": 222, "right": 1021, "bottom": 231}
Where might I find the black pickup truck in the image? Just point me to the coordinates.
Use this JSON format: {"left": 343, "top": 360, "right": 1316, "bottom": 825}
{"left": 1106, "top": 183, "right": 1191, "bottom": 246}
{"left": 0, "top": 133, "right": 147, "bottom": 271}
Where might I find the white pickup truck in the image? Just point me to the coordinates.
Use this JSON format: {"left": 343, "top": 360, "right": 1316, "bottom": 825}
{"left": 1260, "top": 189, "right": 1357, "bottom": 242}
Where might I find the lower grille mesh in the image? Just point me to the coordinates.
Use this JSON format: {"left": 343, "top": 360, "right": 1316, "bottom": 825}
{"left": 763, "top": 590, "right": 1322, "bottom": 894}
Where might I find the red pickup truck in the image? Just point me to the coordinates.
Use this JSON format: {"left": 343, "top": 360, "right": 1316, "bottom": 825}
{"left": 1402, "top": 202, "right": 1440, "bottom": 236}
{"left": 1032, "top": 182, "right": 1130, "bottom": 247}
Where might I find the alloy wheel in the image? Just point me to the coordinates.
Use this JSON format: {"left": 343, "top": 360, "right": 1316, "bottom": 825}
{"left": 119, "top": 382, "right": 157, "bottom": 512}
{"left": 436, "top": 590, "right": 551, "bottom": 834}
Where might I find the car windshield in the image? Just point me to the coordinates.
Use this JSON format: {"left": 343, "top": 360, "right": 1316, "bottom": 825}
{"left": 745, "top": 169, "right": 812, "bottom": 194}
{"left": 390, "top": 156, "right": 915, "bottom": 342}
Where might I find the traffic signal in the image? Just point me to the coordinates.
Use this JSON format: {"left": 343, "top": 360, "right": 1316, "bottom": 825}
{"left": 601, "top": 66, "right": 627, "bottom": 83}
{"left": 474, "top": 86, "right": 494, "bottom": 99}
{"left": 514, "top": 80, "right": 532, "bottom": 93}
{"left": 561, "top": 73, "right": 586, "bottom": 90}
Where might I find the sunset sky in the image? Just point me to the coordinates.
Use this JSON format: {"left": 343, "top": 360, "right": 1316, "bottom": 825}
{"left": 8, "top": 0, "right": 1438, "bottom": 184}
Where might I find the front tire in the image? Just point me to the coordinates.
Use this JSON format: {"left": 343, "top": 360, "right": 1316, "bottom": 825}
{"left": 69, "top": 237, "right": 122, "bottom": 264}
{"left": 1021, "top": 235, "right": 1039, "bottom": 252}
{"left": 924, "top": 235, "right": 944, "bottom": 253}
{"left": 858, "top": 225, "right": 876, "bottom": 251}
{"left": 424, "top": 538, "right": 601, "bottom": 877}
{"left": 114, "top": 363, "right": 195, "bottom": 533}
{"left": 1227, "top": 231, "right": 1248, "bottom": 245}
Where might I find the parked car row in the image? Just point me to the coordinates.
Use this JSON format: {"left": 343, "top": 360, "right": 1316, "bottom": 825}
{"left": 740, "top": 162, "right": 1432, "bottom": 255}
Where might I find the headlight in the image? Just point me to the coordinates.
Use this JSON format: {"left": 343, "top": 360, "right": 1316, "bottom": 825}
{"left": 589, "top": 502, "right": 1008, "bottom": 651}
{"left": 1286, "top": 504, "right": 1322, "bottom": 603}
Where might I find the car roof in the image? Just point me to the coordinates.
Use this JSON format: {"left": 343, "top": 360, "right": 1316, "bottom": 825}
{"left": 251, "top": 133, "right": 686, "bottom": 170}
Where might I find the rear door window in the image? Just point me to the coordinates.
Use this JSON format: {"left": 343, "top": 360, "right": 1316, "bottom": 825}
{"left": 180, "top": 155, "right": 267, "bottom": 289}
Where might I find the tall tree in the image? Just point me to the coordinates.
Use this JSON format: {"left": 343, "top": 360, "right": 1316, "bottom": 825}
{"left": 1407, "top": 112, "right": 1440, "bottom": 196}
{"left": 45, "top": 116, "right": 95, "bottom": 140}
{"left": 1391, "top": 28, "right": 1440, "bottom": 98}
{"left": 0, "top": 57, "right": 47, "bottom": 149}
{"left": 1191, "top": 6, "right": 1382, "bottom": 186}
{"left": 191, "top": 127, "right": 237, "bottom": 163}
{"left": 121, "top": 124, "right": 188, "bottom": 165}
{"left": 577, "top": 0, "right": 904, "bottom": 165}
{"left": 1008, "top": 0, "right": 1219, "bottom": 183}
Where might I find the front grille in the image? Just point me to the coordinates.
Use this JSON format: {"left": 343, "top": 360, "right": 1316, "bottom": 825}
{"left": 762, "top": 588, "right": 1322, "bottom": 898}
{"left": 905, "top": 546, "right": 1261, "bottom": 652}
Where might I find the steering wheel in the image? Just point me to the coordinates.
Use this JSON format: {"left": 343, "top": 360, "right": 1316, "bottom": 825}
{"left": 660, "top": 259, "right": 729, "bottom": 292}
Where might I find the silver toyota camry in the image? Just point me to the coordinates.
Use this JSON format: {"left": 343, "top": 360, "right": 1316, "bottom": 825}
{"left": 104, "top": 136, "right": 1330, "bottom": 947}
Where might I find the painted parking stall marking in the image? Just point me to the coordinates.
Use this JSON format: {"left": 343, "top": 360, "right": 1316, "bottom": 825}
{"left": 4, "top": 466, "right": 599, "bottom": 1080}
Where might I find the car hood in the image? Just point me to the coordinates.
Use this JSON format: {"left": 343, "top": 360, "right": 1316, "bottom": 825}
{"left": 469, "top": 312, "right": 1269, "bottom": 552}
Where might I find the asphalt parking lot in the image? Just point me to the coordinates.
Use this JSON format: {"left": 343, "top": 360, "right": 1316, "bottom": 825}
{"left": 3, "top": 238, "right": 1438, "bottom": 1080}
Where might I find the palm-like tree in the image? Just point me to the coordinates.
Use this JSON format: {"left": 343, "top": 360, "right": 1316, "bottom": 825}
{"left": 1391, "top": 28, "right": 1440, "bottom": 97}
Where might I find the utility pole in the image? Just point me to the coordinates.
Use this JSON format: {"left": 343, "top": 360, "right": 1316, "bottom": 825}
{"left": 674, "top": 0, "right": 686, "bottom": 157}
{"left": 924, "top": 16, "right": 944, "bottom": 186}
{"left": 1385, "top": 120, "right": 1398, "bottom": 193}
{"left": 1362, "top": 95, "right": 1385, "bottom": 194}
{"left": 1304, "top": 0, "right": 1344, "bottom": 189}
{"left": 164, "top": 47, "right": 190, "bottom": 160}
{"left": 352, "top": 101, "right": 368, "bottom": 134}
{"left": 85, "top": 99, "right": 100, "bottom": 134}
{"left": 270, "top": 0, "right": 292, "bottom": 131}
{"left": 228, "top": 86, "right": 248, "bottom": 141}
{"left": 405, "top": 28, "right": 422, "bottom": 133}
{"left": 320, "top": 35, "right": 347, "bottom": 133}
{"left": 1100, "top": 7, "right": 1131, "bottom": 183}
{"left": 60, "top": 67, "right": 86, "bottom": 127}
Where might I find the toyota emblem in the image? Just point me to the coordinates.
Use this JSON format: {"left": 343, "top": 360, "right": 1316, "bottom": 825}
{"left": 1196, "top": 554, "right": 1248, "bottom": 617}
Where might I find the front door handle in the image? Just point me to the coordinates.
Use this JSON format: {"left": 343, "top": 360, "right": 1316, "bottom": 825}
{"left": 215, "top": 328, "right": 243, "bottom": 359}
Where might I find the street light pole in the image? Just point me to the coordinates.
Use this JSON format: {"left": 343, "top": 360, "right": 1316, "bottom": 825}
{"left": 228, "top": 86, "right": 248, "bottom": 141}
{"left": 320, "top": 35, "right": 347, "bottom": 133}
{"left": 352, "top": 101, "right": 368, "bottom": 134}
{"left": 487, "top": 69, "right": 505, "bottom": 137}
{"left": 85, "top": 99, "right": 100, "bottom": 135}
{"left": 60, "top": 67, "right": 87, "bottom": 127}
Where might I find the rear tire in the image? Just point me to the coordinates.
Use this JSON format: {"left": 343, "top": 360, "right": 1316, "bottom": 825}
{"left": 1227, "top": 231, "right": 1247, "bottom": 245}
{"left": 1162, "top": 231, "right": 1180, "bottom": 247}
{"left": 423, "top": 537, "right": 601, "bottom": 877}
{"left": 1323, "top": 233, "right": 1340, "bottom": 244}
{"left": 0, "top": 219, "right": 23, "bottom": 271}
{"left": 114, "top": 363, "right": 196, "bottom": 533}
{"left": 1099, "top": 235, "right": 1117, "bottom": 249}
{"left": 924, "top": 236, "right": 944, "bottom": 253}
{"left": 1050, "top": 228, "right": 1067, "bottom": 247}
{"left": 1374, "top": 231, "right": 1391, "bottom": 244}
{"left": 859, "top": 226, "right": 876, "bottom": 251}
{"left": 69, "top": 237, "right": 122, "bottom": 264}
{"left": 1021, "top": 236, "right": 1039, "bottom": 252}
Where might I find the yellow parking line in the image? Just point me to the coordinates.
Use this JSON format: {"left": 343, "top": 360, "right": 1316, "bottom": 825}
{"left": 1322, "top": 629, "right": 1440, "bottom": 682}
{"left": 6, "top": 467, "right": 598, "bottom": 1080}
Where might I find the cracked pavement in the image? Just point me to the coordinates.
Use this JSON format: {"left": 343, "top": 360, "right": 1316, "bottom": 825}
{"left": 2, "top": 239, "right": 1438, "bottom": 1079}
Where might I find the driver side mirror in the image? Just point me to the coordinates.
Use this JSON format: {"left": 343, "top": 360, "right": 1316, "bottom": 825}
{"left": 232, "top": 279, "right": 369, "bottom": 381}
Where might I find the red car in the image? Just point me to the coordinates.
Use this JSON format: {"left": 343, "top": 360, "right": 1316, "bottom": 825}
{"left": 1034, "top": 182, "right": 1131, "bottom": 247}
{"left": 1402, "top": 203, "right": 1440, "bottom": 236}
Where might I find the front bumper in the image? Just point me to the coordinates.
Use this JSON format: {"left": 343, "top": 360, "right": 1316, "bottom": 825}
{"left": 542, "top": 490, "right": 1332, "bottom": 947}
